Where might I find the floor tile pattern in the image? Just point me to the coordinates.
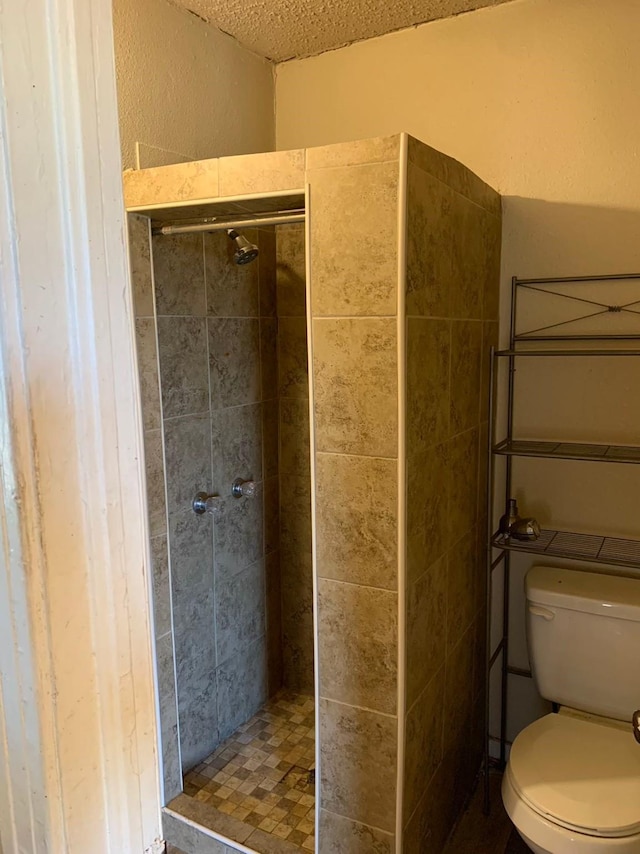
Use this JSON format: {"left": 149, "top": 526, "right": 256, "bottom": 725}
{"left": 183, "top": 691, "right": 315, "bottom": 852}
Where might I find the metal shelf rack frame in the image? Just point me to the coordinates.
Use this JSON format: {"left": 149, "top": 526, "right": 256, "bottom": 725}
{"left": 483, "top": 273, "right": 640, "bottom": 812}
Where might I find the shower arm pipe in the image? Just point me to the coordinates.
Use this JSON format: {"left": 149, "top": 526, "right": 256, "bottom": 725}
{"left": 154, "top": 210, "right": 306, "bottom": 236}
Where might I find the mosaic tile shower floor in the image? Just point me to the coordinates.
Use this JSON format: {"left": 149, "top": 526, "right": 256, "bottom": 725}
{"left": 182, "top": 691, "right": 315, "bottom": 852}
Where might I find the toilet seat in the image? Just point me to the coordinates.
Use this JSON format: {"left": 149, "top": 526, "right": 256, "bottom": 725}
{"left": 509, "top": 713, "right": 640, "bottom": 839}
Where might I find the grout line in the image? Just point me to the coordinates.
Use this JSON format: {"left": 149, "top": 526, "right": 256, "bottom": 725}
{"left": 320, "top": 807, "right": 395, "bottom": 840}
{"left": 314, "top": 448, "right": 399, "bottom": 462}
{"left": 315, "top": 449, "right": 398, "bottom": 463}
{"left": 319, "top": 695, "right": 398, "bottom": 720}
{"left": 316, "top": 575, "right": 398, "bottom": 595}
{"left": 407, "top": 157, "right": 500, "bottom": 217}
{"left": 312, "top": 314, "right": 397, "bottom": 321}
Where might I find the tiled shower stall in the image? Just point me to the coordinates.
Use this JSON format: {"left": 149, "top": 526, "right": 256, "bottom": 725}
{"left": 126, "top": 134, "right": 500, "bottom": 854}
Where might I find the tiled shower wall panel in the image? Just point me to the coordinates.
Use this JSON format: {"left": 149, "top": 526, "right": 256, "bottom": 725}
{"left": 128, "top": 213, "right": 182, "bottom": 801}
{"left": 402, "top": 135, "right": 501, "bottom": 853}
{"left": 135, "top": 222, "right": 281, "bottom": 778}
{"left": 276, "top": 223, "right": 314, "bottom": 695}
{"left": 307, "top": 143, "right": 402, "bottom": 853}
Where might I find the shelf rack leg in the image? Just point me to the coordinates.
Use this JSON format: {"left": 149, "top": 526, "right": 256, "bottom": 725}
{"left": 483, "top": 346, "right": 497, "bottom": 815}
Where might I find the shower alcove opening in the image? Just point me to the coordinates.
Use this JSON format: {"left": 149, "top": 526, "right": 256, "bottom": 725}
{"left": 126, "top": 136, "right": 501, "bottom": 854}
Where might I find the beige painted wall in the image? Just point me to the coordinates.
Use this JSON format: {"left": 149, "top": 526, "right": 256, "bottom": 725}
{"left": 277, "top": 0, "right": 640, "bottom": 746}
{"left": 113, "top": 0, "right": 275, "bottom": 169}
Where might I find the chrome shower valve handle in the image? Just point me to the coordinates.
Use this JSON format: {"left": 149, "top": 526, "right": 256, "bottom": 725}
{"left": 192, "top": 492, "right": 222, "bottom": 516}
{"left": 232, "top": 478, "right": 256, "bottom": 498}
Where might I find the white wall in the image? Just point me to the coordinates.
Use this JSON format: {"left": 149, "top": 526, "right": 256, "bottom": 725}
{"left": 276, "top": 0, "right": 640, "bottom": 744}
{"left": 113, "top": 0, "right": 275, "bottom": 169}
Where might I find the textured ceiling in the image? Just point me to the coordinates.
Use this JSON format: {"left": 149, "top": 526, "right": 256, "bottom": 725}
{"left": 170, "top": 0, "right": 514, "bottom": 62}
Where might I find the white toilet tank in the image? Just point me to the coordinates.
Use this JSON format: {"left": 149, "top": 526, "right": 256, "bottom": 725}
{"left": 526, "top": 565, "right": 640, "bottom": 722}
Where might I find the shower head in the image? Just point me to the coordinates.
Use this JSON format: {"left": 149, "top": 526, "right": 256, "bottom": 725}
{"left": 227, "top": 229, "right": 259, "bottom": 265}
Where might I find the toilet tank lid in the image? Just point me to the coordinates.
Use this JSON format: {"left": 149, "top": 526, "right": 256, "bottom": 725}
{"left": 526, "top": 566, "right": 640, "bottom": 622}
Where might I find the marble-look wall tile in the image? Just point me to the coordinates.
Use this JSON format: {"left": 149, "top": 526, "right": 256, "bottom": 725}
{"left": 443, "top": 625, "right": 477, "bottom": 793}
{"left": 320, "top": 698, "right": 397, "bottom": 832}
{"left": 482, "top": 213, "right": 502, "bottom": 322}
{"left": 208, "top": 317, "right": 261, "bottom": 409}
{"left": 309, "top": 162, "right": 398, "bottom": 316}
{"left": 262, "top": 399, "right": 279, "bottom": 480}
{"left": 407, "top": 317, "right": 450, "bottom": 451}
{"left": 406, "top": 164, "right": 452, "bottom": 319}
{"left": 276, "top": 224, "right": 313, "bottom": 695}
{"left": 216, "top": 636, "right": 268, "bottom": 741}
{"left": 174, "top": 585, "right": 215, "bottom": 690}
{"left": 278, "top": 316, "right": 309, "bottom": 399}
{"left": 447, "top": 427, "right": 479, "bottom": 543}
{"left": 258, "top": 228, "right": 277, "bottom": 318}
{"left": 403, "top": 140, "right": 500, "bottom": 850}
{"left": 123, "top": 158, "right": 219, "bottom": 209}
{"left": 168, "top": 510, "right": 214, "bottom": 630}
{"left": 315, "top": 452, "right": 397, "bottom": 590}
{"left": 211, "top": 402, "right": 263, "bottom": 488}
{"left": 163, "top": 414, "right": 212, "bottom": 515}
{"left": 218, "top": 149, "right": 305, "bottom": 197}
{"left": 279, "top": 397, "right": 310, "bottom": 476}
{"left": 135, "top": 318, "right": 161, "bottom": 431}
{"left": 403, "top": 666, "right": 445, "bottom": 824}
{"left": 215, "top": 559, "right": 266, "bottom": 666}
{"left": 144, "top": 428, "right": 168, "bottom": 537}
{"left": 318, "top": 579, "right": 397, "bottom": 714}
{"left": 449, "top": 199, "right": 485, "bottom": 321}
{"left": 205, "top": 230, "right": 259, "bottom": 318}
{"left": 157, "top": 317, "right": 209, "bottom": 418}
{"left": 446, "top": 529, "right": 478, "bottom": 652}
{"left": 406, "top": 555, "right": 446, "bottom": 708}
{"left": 281, "top": 550, "right": 314, "bottom": 695}
{"left": 177, "top": 664, "right": 218, "bottom": 772}
{"left": 172, "top": 540, "right": 216, "bottom": 770}
{"left": 282, "top": 608, "right": 315, "bottom": 696}
{"left": 214, "top": 486, "right": 264, "bottom": 578}
{"left": 406, "top": 443, "right": 449, "bottom": 586}
{"left": 402, "top": 758, "right": 454, "bottom": 854}
{"left": 152, "top": 233, "right": 206, "bottom": 317}
{"left": 265, "top": 550, "right": 283, "bottom": 695}
{"left": 263, "top": 475, "right": 280, "bottom": 555}
{"left": 150, "top": 534, "right": 171, "bottom": 639}
{"left": 319, "top": 809, "right": 394, "bottom": 854}
{"left": 260, "top": 317, "right": 278, "bottom": 400}
{"left": 276, "top": 224, "right": 306, "bottom": 317}
{"left": 128, "top": 214, "right": 154, "bottom": 317}
{"left": 407, "top": 135, "right": 500, "bottom": 218}
{"left": 306, "top": 135, "right": 400, "bottom": 171}
{"left": 156, "top": 632, "right": 182, "bottom": 801}
{"left": 450, "top": 321, "right": 483, "bottom": 436}
{"left": 313, "top": 318, "right": 398, "bottom": 457}
{"left": 279, "top": 475, "right": 312, "bottom": 560}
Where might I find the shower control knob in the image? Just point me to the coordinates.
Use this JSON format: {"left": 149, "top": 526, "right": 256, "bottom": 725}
{"left": 633, "top": 710, "right": 640, "bottom": 745}
{"left": 192, "top": 492, "right": 222, "bottom": 517}
{"left": 232, "top": 478, "right": 256, "bottom": 499}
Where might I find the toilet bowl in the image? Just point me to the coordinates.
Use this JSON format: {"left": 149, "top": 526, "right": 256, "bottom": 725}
{"left": 502, "top": 567, "right": 640, "bottom": 854}
{"left": 502, "top": 714, "right": 640, "bottom": 853}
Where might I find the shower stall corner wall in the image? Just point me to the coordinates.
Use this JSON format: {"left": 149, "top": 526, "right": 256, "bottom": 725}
{"left": 125, "top": 133, "right": 501, "bottom": 854}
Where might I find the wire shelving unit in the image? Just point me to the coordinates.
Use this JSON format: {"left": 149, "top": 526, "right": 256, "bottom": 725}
{"left": 483, "top": 273, "right": 640, "bottom": 812}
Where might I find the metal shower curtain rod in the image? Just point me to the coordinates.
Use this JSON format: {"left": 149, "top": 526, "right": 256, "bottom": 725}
{"left": 154, "top": 209, "right": 306, "bottom": 236}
